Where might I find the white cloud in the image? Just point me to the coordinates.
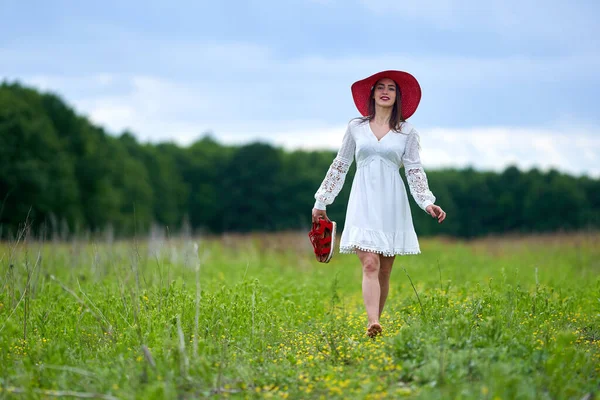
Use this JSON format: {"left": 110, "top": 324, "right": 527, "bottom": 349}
{"left": 417, "top": 126, "right": 600, "bottom": 177}
{"left": 5, "top": 73, "right": 600, "bottom": 178}
{"left": 9, "top": 69, "right": 600, "bottom": 178}
{"left": 89, "top": 104, "right": 136, "bottom": 129}
{"left": 218, "top": 121, "right": 593, "bottom": 176}
{"left": 219, "top": 123, "right": 348, "bottom": 150}
{"left": 222, "top": 123, "right": 600, "bottom": 178}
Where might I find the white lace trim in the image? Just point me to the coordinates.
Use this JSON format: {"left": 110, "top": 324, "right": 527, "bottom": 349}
{"left": 314, "top": 156, "right": 352, "bottom": 206}
{"left": 402, "top": 129, "right": 436, "bottom": 211}
{"left": 340, "top": 244, "right": 421, "bottom": 257}
{"left": 314, "top": 124, "right": 356, "bottom": 209}
{"left": 405, "top": 166, "right": 436, "bottom": 210}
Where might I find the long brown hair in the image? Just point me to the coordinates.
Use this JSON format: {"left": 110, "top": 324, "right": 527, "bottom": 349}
{"left": 359, "top": 79, "right": 406, "bottom": 132}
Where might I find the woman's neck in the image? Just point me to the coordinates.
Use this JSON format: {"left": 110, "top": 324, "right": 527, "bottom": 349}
{"left": 372, "top": 106, "right": 393, "bottom": 126}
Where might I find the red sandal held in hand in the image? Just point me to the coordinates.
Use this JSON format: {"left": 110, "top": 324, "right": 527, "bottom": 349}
{"left": 308, "top": 218, "right": 337, "bottom": 263}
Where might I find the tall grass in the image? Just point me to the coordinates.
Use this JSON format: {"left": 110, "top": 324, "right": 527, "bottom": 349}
{"left": 1, "top": 231, "right": 599, "bottom": 399}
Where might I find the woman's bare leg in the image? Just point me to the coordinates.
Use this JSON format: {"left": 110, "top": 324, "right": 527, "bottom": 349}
{"left": 378, "top": 255, "right": 396, "bottom": 318}
{"left": 357, "top": 250, "right": 381, "bottom": 329}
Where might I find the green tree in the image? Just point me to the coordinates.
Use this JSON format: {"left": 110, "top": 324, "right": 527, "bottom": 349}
{"left": 220, "top": 142, "right": 283, "bottom": 232}
{"left": 0, "top": 85, "right": 80, "bottom": 237}
{"left": 2, "top": 81, "right": 600, "bottom": 238}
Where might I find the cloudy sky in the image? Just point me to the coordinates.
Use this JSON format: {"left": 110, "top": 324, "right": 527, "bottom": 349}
{"left": 2, "top": 0, "right": 599, "bottom": 176}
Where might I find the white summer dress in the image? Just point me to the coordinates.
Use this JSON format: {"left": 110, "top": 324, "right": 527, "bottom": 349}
{"left": 313, "top": 118, "right": 436, "bottom": 256}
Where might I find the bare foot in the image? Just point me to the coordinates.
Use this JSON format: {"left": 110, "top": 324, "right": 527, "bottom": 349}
{"left": 367, "top": 323, "right": 382, "bottom": 338}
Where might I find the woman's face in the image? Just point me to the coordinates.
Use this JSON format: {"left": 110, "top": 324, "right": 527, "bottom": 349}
{"left": 372, "top": 78, "right": 397, "bottom": 109}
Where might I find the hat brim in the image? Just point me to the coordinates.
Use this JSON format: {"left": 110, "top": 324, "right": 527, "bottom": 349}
{"left": 351, "top": 70, "right": 422, "bottom": 119}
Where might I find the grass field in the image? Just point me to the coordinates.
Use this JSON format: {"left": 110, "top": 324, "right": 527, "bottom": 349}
{"left": 1, "top": 231, "right": 599, "bottom": 399}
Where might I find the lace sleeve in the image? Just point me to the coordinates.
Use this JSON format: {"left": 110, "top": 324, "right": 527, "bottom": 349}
{"left": 402, "top": 128, "right": 436, "bottom": 212}
{"left": 313, "top": 124, "right": 356, "bottom": 210}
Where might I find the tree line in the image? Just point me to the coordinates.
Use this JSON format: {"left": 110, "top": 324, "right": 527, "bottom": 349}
{"left": 1, "top": 81, "right": 599, "bottom": 239}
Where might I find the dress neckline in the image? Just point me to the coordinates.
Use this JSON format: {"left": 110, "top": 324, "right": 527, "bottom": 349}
{"left": 368, "top": 122, "right": 391, "bottom": 142}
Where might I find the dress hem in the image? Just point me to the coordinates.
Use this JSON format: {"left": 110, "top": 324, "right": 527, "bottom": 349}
{"left": 340, "top": 244, "right": 421, "bottom": 257}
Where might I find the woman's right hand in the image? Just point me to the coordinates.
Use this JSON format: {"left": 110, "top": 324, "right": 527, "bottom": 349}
{"left": 312, "top": 208, "right": 329, "bottom": 224}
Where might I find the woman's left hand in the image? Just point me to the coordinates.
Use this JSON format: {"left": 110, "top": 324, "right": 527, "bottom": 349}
{"left": 426, "top": 205, "right": 446, "bottom": 224}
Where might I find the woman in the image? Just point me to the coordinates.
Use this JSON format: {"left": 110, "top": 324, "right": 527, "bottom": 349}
{"left": 312, "top": 70, "right": 446, "bottom": 337}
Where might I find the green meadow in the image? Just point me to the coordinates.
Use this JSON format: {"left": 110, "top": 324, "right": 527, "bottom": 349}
{"left": 1, "top": 232, "right": 599, "bottom": 399}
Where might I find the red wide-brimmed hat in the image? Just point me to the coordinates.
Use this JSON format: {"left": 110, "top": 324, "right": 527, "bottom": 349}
{"left": 351, "top": 70, "right": 422, "bottom": 119}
